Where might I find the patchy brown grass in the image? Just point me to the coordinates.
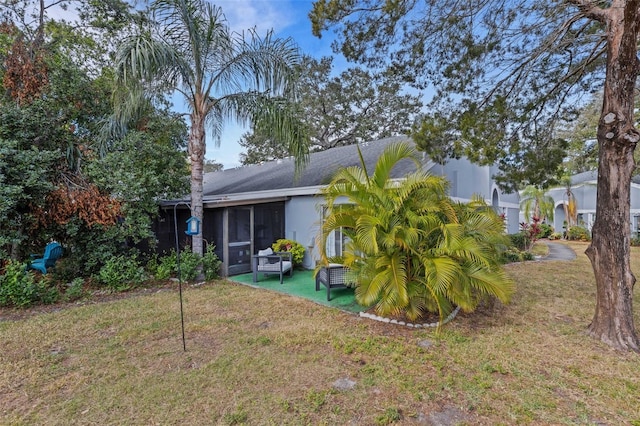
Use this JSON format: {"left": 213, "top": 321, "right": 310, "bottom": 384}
{"left": 1, "top": 241, "right": 639, "bottom": 425}
{"left": 530, "top": 240, "right": 550, "bottom": 257}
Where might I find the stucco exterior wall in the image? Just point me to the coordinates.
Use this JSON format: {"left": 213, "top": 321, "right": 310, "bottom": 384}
{"left": 436, "top": 157, "right": 493, "bottom": 199}
{"left": 546, "top": 182, "right": 640, "bottom": 236}
{"left": 285, "top": 195, "right": 323, "bottom": 269}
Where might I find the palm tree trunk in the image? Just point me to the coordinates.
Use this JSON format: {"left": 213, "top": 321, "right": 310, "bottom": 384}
{"left": 584, "top": 4, "right": 640, "bottom": 351}
{"left": 563, "top": 199, "right": 571, "bottom": 236}
{"left": 189, "top": 112, "right": 206, "bottom": 257}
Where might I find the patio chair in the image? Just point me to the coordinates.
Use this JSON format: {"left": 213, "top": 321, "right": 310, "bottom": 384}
{"left": 252, "top": 247, "right": 293, "bottom": 284}
{"left": 28, "top": 242, "right": 64, "bottom": 274}
{"left": 315, "top": 263, "right": 353, "bottom": 301}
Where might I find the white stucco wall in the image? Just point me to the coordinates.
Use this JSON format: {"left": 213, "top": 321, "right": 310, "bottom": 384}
{"left": 436, "top": 157, "right": 493, "bottom": 199}
{"left": 284, "top": 195, "right": 322, "bottom": 269}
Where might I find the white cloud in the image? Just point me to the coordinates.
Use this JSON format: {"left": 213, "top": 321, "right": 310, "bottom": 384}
{"left": 215, "top": 0, "right": 295, "bottom": 34}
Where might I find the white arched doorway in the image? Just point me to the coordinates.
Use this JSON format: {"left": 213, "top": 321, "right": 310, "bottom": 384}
{"left": 554, "top": 203, "right": 566, "bottom": 234}
{"left": 492, "top": 188, "right": 500, "bottom": 212}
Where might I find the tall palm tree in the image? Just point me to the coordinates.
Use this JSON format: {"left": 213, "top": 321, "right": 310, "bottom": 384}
{"left": 560, "top": 175, "right": 578, "bottom": 232}
{"left": 318, "top": 141, "right": 514, "bottom": 322}
{"left": 113, "top": 0, "right": 307, "bottom": 256}
{"left": 519, "top": 185, "right": 554, "bottom": 223}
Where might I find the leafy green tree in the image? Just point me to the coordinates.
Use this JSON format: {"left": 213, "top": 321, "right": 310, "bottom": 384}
{"left": 204, "top": 160, "right": 223, "bottom": 173}
{"left": 239, "top": 56, "right": 422, "bottom": 164}
{"left": 0, "top": 12, "right": 127, "bottom": 259}
{"left": 310, "top": 0, "right": 640, "bottom": 351}
{"left": 238, "top": 130, "right": 289, "bottom": 165}
{"left": 520, "top": 186, "right": 555, "bottom": 224}
{"left": 0, "top": 140, "right": 58, "bottom": 259}
{"left": 0, "top": 2, "right": 187, "bottom": 274}
{"left": 559, "top": 93, "right": 640, "bottom": 176}
{"left": 113, "top": 0, "right": 308, "bottom": 257}
{"left": 557, "top": 95, "right": 601, "bottom": 174}
{"left": 318, "top": 141, "right": 514, "bottom": 322}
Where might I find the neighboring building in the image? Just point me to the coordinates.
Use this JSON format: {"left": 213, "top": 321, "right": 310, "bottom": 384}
{"left": 157, "top": 136, "right": 521, "bottom": 276}
{"left": 545, "top": 170, "right": 640, "bottom": 237}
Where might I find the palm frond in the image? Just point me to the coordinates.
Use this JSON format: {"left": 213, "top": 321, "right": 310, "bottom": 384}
{"left": 319, "top": 140, "right": 515, "bottom": 323}
{"left": 371, "top": 141, "right": 420, "bottom": 188}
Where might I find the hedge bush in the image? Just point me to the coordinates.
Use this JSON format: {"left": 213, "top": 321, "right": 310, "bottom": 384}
{"left": 149, "top": 245, "right": 221, "bottom": 281}
{"left": 566, "top": 226, "right": 591, "bottom": 241}
{"left": 0, "top": 261, "right": 59, "bottom": 307}
{"left": 539, "top": 223, "right": 554, "bottom": 238}
{"left": 272, "top": 239, "right": 305, "bottom": 266}
{"left": 96, "top": 255, "right": 147, "bottom": 291}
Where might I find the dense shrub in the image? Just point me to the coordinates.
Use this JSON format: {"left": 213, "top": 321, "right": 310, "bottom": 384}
{"left": 63, "top": 278, "right": 87, "bottom": 302}
{"left": 500, "top": 247, "right": 535, "bottom": 264}
{"left": 319, "top": 142, "right": 514, "bottom": 322}
{"left": 51, "top": 257, "right": 86, "bottom": 282}
{"left": 202, "top": 245, "right": 222, "bottom": 280}
{"left": 149, "top": 251, "right": 178, "bottom": 280}
{"left": 500, "top": 248, "right": 524, "bottom": 263}
{"left": 151, "top": 245, "right": 221, "bottom": 282}
{"left": 0, "top": 261, "right": 60, "bottom": 307}
{"left": 96, "top": 255, "right": 147, "bottom": 291}
{"left": 548, "top": 232, "right": 563, "bottom": 240}
{"left": 272, "top": 239, "right": 305, "bottom": 266}
{"left": 509, "top": 232, "right": 529, "bottom": 251}
{"left": 539, "top": 223, "right": 554, "bottom": 238}
{"left": 566, "top": 226, "right": 591, "bottom": 241}
{"left": 178, "top": 249, "right": 201, "bottom": 281}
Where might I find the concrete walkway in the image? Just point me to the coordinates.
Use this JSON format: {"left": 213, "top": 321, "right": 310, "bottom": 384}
{"left": 543, "top": 241, "right": 577, "bottom": 261}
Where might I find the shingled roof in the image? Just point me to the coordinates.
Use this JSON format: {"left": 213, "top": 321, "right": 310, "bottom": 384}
{"left": 199, "top": 136, "right": 433, "bottom": 202}
{"left": 569, "top": 170, "right": 640, "bottom": 186}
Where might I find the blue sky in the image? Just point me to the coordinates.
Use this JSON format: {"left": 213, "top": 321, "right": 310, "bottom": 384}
{"left": 204, "top": 0, "right": 343, "bottom": 169}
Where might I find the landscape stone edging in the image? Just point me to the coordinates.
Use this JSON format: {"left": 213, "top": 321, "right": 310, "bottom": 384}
{"left": 359, "top": 306, "right": 461, "bottom": 328}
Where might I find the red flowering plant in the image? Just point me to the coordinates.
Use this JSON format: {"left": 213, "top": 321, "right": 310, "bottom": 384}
{"left": 519, "top": 215, "right": 542, "bottom": 251}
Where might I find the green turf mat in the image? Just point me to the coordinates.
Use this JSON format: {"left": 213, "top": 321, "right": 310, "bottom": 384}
{"left": 228, "top": 269, "right": 364, "bottom": 313}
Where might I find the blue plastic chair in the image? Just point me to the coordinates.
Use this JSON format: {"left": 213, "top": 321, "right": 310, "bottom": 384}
{"left": 28, "top": 242, "right": 64, "bottom": 274}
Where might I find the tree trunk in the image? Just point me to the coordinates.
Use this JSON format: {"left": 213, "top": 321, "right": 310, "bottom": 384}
{"left": 584, "top": 2, "right": 640, "bottom": 352}
{"left": 189, "top": 112, "right": 205, "bottom": 257}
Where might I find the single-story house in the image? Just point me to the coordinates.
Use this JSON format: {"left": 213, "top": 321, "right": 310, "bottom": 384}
{"left": 545, "top": 170, "right": 640, "bottom": 237}
{"left": 157, "top": 136, "right": 521, "bottom": 276}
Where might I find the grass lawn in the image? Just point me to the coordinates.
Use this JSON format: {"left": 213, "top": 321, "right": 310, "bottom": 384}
{"left": 1, "top": 241, "right": 640, "bottom": 425}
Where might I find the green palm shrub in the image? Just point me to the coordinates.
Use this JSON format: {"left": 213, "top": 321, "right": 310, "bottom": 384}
{"left": 318, "top": 141, "right": 514, "bottom": 322}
